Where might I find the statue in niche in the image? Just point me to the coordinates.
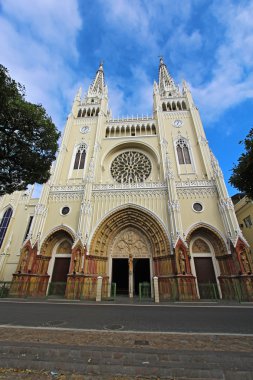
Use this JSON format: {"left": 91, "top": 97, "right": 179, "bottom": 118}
{"left": 74, "top": 249, "right": 82, "bottom": 273}
{"left": 20, "top": 250, "right": 29, "bottom": 273}
{"left": 179, "top": 249, "right": 186, "bottom": 274}
{"left": 240, "top": 249, "right": 251, "bottom": 273}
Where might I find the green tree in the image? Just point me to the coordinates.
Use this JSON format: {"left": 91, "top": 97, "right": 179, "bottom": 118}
{"left": 0, "top": 65, "right": 60, "bottom": 195}
{"left": 229, "top": 128, "right": 253, "bottom": 199}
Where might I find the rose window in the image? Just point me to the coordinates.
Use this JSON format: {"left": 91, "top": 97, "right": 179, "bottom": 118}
{"left": 111, "top": 151, "right": 151, "bottom": 183}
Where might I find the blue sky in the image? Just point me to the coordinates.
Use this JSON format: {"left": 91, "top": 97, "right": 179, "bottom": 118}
{"left": 1, "top": 0, "right": 253, "bottom": 196}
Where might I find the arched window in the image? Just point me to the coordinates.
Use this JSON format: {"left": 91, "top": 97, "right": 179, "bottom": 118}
{"left": 176, "top": 138, "right": 191, "bottom": 164}
{"left": 182, "top": 101, "right": 187, "bottom": 110}
{"left": 77, "top": 109, "right": 82, "bottom": 117}
{"left": 82, "top": 109, "right": 86, "bottom": 117}
{"left": 162, "top": 103, "right": 166, "bottom": 111}
{"left": 0, "top": 207, "right": 13, "bottom": 248}
{"left": 73, "top": 144, "right": 86, "bottom": 170}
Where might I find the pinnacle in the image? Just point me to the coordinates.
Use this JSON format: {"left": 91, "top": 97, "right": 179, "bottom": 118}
{"left": 158, "top": 57, "right": 180, "bottom": 97}
{"left": 88, "top": 62, "right": 106, "bottom": 96}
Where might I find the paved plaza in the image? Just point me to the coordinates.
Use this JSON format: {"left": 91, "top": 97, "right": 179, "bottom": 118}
{"left": 0, "top": 323, "right": 253, "bottom": 378}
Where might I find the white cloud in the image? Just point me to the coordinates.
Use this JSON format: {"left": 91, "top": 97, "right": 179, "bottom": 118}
{"left": 99, "top": 0, "right": 253, "bottom": 123}
{"left": 0, "top": 0, "right": 82, "bottom": 129}
{"left": 192, "top": 0, "right": 253, "bottom": 121}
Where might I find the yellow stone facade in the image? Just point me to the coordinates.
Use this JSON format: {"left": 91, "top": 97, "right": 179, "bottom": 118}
{"left": 233, "top": 195, "right": 253, "bottom": 252}
{"left": 0, "top": 59, "right": 252, "bottom": 300}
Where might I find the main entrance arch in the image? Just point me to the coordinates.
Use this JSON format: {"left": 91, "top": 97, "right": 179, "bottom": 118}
{"left": 89, "top": 205, "right": 170, "bottom": 297}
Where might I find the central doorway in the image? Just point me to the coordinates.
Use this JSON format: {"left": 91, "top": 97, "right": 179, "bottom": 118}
{"left": 112, "top": 258, "right": 129, "bottom": 295}
{"left": 133, "top": 258, "right": 150, "bottom": 295}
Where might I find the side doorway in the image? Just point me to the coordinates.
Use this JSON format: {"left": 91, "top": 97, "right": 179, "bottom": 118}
{"left": 49, "top": 257, "right": 71, "bottom": 296}
{"left": 47, "top": 239, "right": 72, "bottom": 297}
{"left": 190, "top": 237, "right": 221, "bottom": 300}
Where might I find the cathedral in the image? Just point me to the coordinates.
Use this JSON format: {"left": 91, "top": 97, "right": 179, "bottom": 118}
{"left": 0, "top": 58, "right": 252, "bottom": 301}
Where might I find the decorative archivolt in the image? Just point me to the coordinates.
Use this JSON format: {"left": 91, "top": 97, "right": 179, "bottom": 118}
{"left": 186, "top": 224, "right": 228, "bottom": 257}
{"left": 89, "top": 205, "right": 170, "bottom": 258}
{"left": 40, "top": 226, "right": 75, "bottom": 256}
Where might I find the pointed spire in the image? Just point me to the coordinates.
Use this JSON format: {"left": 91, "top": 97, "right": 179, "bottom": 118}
{"left": 74, "top": 86, "right": 82, "bottom": 101}
{"left": 87, "top": 62, "right": 106, "bottom": 97}
{"left": 158, "top": 57, "right": 180, "bottom": 97}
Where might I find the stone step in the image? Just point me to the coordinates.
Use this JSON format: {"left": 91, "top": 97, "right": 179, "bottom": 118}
{"left": 1, "top": 343, "right": 253, "bottom": 379}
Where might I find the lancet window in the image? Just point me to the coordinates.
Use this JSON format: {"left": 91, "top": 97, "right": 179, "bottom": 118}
{"left": 73, "top": 143, "right": 87, "bottom": 170}
{"left": 176, "top": 138, "right": 191, "bottom": 164}
{"left": 0, "top": 207, "right": 13, "bottom": 248}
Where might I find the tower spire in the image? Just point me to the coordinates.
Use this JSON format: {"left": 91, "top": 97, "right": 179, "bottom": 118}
{"left": 87, "top": 62, "right": 106, "bottom": 97}
{"left": 158, "top": 57, "right": 180, "bottom": 97}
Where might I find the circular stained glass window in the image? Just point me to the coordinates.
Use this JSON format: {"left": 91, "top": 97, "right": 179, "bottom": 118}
{"left": 193, "top": 202, "right": 203, "bottom": 212}
{"left": 111, "top": 151, "right": 151, "bottom": 183}
{"left": 61, "top": 206, "right": 70, "bottom": 215}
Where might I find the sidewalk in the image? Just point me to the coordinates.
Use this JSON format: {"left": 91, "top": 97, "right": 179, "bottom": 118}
{"left": 0, "top": 326, "right": 253, "bottom": 379}
{"left": 1, "top": 295, "right": 253, "bottom": 306}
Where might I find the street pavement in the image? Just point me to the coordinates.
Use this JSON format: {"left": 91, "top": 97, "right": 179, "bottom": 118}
{"left": 0, "top": 298, "right": 253, "bottom": 334}
{"left": 0, "top": 299, "right": 253, "bottom": 379}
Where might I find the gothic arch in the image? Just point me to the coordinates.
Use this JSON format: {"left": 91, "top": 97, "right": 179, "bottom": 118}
{"left": 40, "top": 225, "right": 75, "bottom": 255}
{"left": 185, "top": 223, "right": 228, "bottom": 257}
{"left": 101, "top": 140, "right": 161, "bottom": 171}
{"left": 89, "top": 204, "right": 170, "bottom": 258}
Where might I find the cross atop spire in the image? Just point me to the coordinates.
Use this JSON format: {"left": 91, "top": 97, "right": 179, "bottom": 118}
{"left": 158, "top": 57, "right": 180, "bottom": 98}
{"left": 87, "top": 62, "right": 106, "bottom": 97}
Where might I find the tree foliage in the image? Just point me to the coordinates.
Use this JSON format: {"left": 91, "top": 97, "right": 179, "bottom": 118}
{"left": 229, "top": 128, "right": 253, "bottom": 199}
{"left": 0, "top": 65, "right": 60, "bottom": 195}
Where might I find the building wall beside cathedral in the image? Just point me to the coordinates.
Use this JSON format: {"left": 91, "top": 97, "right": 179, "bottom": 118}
{"left": 0, "top": 59, "right": 252, "bottom": 301}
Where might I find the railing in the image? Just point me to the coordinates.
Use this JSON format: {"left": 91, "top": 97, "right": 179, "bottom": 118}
{"left": 0, "top": 282, "right": 11, "bottom": 298}
{"left": 198, "top": 283, "right": 219, "bottom": 300}
{"left": 48, "top": 282, "right": 67, "bottom": 297}
{"left": 231, "top": 278, "right": 251, "bottom": 303}
{"left": 109, "top": 115, "right": 154, "bottom": 122}
{"left": 139, "top": 282, "right": 151, "bottom": 301}
{"left": 102, "top": 282, "right": 116, "bottom": 301}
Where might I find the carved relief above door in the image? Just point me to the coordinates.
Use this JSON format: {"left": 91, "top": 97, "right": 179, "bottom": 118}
{"left": 111, "top": 228, "right": 151, "bottom": 258}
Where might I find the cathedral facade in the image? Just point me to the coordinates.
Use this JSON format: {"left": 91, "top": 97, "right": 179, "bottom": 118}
{"left": 0, "top": 59, "right": 252, "bottom": 301}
